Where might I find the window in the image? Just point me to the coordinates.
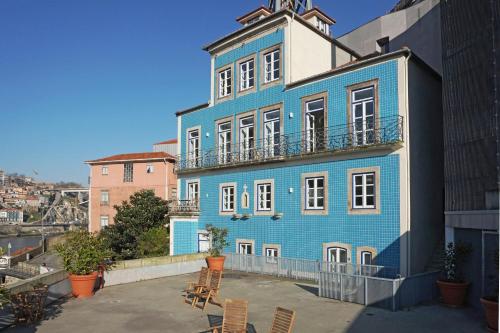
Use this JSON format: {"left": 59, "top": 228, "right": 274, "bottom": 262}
{"left": 264, "top": 49, "right": 280, "bottom": 83}
{"left": 305, "top": 97, "right": 326, "bottom": 152}
{"left": 187, "top": 181, "right": 199, "bottom": 202}
{"left": 361, "top": 251, "right": 373, "bottom": 265}
{"left": 239, "top": 59, "right": 254, "bottom": 91}
{"left": 123, "top": 163, "right": 133, "bottom": 182}
{"left": 263, "top": 109, "right": 280, "bottom": 157}
{"left": 221, "top": 185, "right": 235, "bottom": 212}
{"left": 327, "top": 247, "right": 348, "bottom": 263}
{"left": 187, "top": 129, "right": 200, "bottom": 167}
{"left": 218, "top": 67, "right": 232, "bottom": 98}
{"left": 100, "top": 215, "right": 109, "bottom": 228}
{"left": 316, "top": 19, "right": 329, "bottom": 35}
{"left": 100, "top": 190, "right": 109, "bottom": 205}
{"left": 305, "top": 177, "right": 325, "bottom": 210}
{"left": 265, "top": 247, "right": 279, "bottom": 263}
{"left": 239, "top": 116, "right": 254, "bottom": 161}
{"left": 257, "top": 183, "right": 272, "bottom": 211}
{"left": 238, "top": 242, "right": 253, "bottom": 255}
{"left": 352, "top": 86, "right": 375, "bottom": 145}
{"left": 198, "top": 232, "right": 209, "bottom": 253}
{"left": 146, "top": 164, "right": 154, "bottom": 173}
{"left": 218, "top": 121, "right": 232, "bottom": 164}
{"left": 352, "top": 173, "right": 376, "bottom": 209}
{"left": 101, "top": 166, "right": 108, "bottom": 175}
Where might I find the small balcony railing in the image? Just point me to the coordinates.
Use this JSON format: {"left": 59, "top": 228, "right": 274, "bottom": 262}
{"left": 175, "top": 116, "right": 403, "bottom": 172}
{"left": 168, "top": 199, "right": 200, "bottom": 215}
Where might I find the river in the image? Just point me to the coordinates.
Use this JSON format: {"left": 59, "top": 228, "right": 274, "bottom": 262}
{"left": 0, "top": 235, "right": 43, "bottom": 254}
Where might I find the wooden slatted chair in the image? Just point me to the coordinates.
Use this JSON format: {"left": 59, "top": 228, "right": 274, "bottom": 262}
{"left": 192, "top": 269, "right": 223, "bottom": 310}
{"left": 269, "top": 307, "right": 296, "bottom": 333}
{"left": 183, "top": 267, "right": 210, "bottom": 304}
{"left": 210, "top": 299, "right": 248, "bottom": 333}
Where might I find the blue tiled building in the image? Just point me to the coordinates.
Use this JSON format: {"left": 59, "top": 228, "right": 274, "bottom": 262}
{"left": 170, "top": 6, "right": 443, "bottom": 276}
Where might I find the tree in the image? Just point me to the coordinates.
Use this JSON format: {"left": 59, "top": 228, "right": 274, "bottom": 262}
{"left": 99, "top": 190, "right": 169, "bottom": 260}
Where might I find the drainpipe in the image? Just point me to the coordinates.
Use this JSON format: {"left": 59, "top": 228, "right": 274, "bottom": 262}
{"left": 403, "top": 51, "right": 411, "bottom": 277}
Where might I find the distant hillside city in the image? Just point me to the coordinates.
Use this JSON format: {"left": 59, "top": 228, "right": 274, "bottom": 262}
{"left": 0, "top": 169, "right": 88, "bottom": 225}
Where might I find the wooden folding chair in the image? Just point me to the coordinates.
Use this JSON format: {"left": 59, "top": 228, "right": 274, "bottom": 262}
{"left": 192, "top": 269, "right": 223, "bottom": 310}
{"left": 269, "top": 307, "right": 296, "bottom": 333}
{"left": 210, "top": 299, "right": 248, "bottom": 333}
{"left": 183, "top": 267, "right": 210, "bottom": 305}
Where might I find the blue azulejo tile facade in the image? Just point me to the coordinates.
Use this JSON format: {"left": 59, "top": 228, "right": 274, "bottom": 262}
{"left": 172, "top": 19, "right": 411, "bottom": 273}
{"left": 178, "top": 155, "right": 400, "bottom": 268}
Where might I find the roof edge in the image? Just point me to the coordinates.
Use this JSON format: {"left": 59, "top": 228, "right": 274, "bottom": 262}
{"left": 176, "top": 102, "right": 210, "bottom": 117}
{"left": 286, "top": 48, "right": 411, "bottom": 90}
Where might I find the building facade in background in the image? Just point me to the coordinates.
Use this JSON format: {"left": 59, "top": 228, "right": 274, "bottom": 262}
{"left": 0, "top": 208, "right": 23, "bottom": 224}
{"left": 170, "top": 6, "right": 443, "bottom": 276}
{"left": 441, "top": 0, "right": 499, "bottom": 307}
{"left": 86, "top": 150, "right": 177, "bottom": 232}
{"left": 338, "top": 0, "right": 441, "bottom": 74}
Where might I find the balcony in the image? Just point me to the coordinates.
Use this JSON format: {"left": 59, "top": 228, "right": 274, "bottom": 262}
{"left": 168, "top": 199, "right": 200, "bottom": 216}
{"left": 175, "top": 116, "right": 403, "bottom": 173}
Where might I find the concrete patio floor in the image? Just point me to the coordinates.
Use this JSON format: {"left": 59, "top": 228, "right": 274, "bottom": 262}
{"left": 4, "top": 271, "right": 485, "bottom": 333}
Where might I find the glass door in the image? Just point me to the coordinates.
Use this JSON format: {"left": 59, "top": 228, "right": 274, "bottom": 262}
{"left": 263, "top": 110, "right": 280, "bottom": 158}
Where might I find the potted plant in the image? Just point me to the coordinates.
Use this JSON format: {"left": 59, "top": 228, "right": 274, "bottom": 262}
{"left": 481, "top": 251, "right": 498, "bottom": 332}
{"left": 205, "top": 224, "right": 229, "bottom": 271}
{"left": 55, "top": 230, "right": 112, "bottom": 298}
{"left": 437, "top": 242, "right": 472, "bottom": 307}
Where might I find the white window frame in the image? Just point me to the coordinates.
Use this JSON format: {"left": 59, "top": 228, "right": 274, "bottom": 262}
{"left": 254, "top": 179, "right": 274, "bottom": 215}
{"left": 305, "top": 98, "right": 326, "bottom": 152}
{"left": 101, "top": 166, "right": 108, "bottom": 175}
{"left": 239, "top": 58, "right": 254, "bottom": 91}
{"left": 361, "top": 251, "right": 373, "bottom": 265}
{"left": 219, "top": 182, "right": 237, "bottom": 214}
{"left": 351, "top": 86, "right": 375, "bottom": 146}
{"left": 218, "top": 67, "right": 232, "bottom": 98}
{"left": 263, "top": 109, "right": 281, "bottom": 158}
{"left": 264, "top": 49, "right": 280, "bottom": 83}
{"left": 352, "top": 172, "right": 376, "bottom": 209}
{"left": 100, "top": 215, "right": 109, "bottom": 228}
{"left": 237, "top": 240, "right": 254, "bottom": 255}
{"left": 217, "top": 121, "right": 232, "bottom": 164}
{"left": 187, "top": 128, "right": 200, "bottom": 167}
{"left": 146, "top": 164, "right": 154, "bottom": 174}
{"left": 257, "top": 183, "right": 271, "bottom": 211}
{"left": 305, "top": 176, "right": 325, "bottom": 210}
{"left": 239, "top": 115, "right": 255, "bottom": 161}
{"left": 327, "top": 247, "right": 348, "bottom": 263}
{"left": 187, "top": 180, "right": 200, "bottom": 202}
{"left": 100, "top": 190, "right": 109, "bottom": 205}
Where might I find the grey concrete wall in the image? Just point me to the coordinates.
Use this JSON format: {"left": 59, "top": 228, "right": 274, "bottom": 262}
{"left": 103, "top": 259, "right": 205, "bottom": 287}
{"left": 407, "top": 58, "right": 444, "bottom": 274}
{"left": 338, "top": 0, "right": 442, "bottom": 74}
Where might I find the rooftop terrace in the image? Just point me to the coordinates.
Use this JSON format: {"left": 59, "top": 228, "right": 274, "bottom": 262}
{"left": 4, "top": 272, "right": 485, "bottom": 333}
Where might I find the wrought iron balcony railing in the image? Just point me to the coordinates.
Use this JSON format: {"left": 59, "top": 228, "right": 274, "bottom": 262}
{"left": 176, "top": 116, "right": 403, "bottom": 172}
{"left": 168, "top": 199, "right": 200, "bottom": 215}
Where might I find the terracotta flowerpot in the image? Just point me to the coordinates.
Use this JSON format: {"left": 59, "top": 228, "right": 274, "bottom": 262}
{"left": 436, "top": 280, "right": 469, "bottom": 307}
{"left": 69, "top": 272, "right": 98, "bottom": 298}
{"left": 206, "top": 256, "right": 225, "bottom": 271}
{"left": 481, "top": 297, "right": 499, "bottom": 332}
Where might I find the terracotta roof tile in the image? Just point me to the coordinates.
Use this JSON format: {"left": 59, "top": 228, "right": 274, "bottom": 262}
{"left": 86, "top": 152, "right": 175, "bottom": 164}
{"left": 153, "top": 139, "right": 178, "bottom": 145}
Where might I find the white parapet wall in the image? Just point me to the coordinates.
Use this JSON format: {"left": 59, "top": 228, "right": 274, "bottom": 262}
{"left": 103, "top": 253, "right": 207, "bottom": 287}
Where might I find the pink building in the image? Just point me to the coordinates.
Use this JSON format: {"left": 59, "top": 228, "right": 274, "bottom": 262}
{"left": 85, "top": 151, "right": 176, "bottom": 232}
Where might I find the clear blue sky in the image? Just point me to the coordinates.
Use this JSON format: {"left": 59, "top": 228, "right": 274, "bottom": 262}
{"left": 0, "top": 0, "right": 396, "bottom": 185}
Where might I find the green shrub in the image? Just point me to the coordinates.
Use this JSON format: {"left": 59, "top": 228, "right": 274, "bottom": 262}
{"left": 205, "top": 224, "right": 229, "bottom": 257}
{"left": 443, "top": 242, "right": 472, "bottom": 283}
{"left": 0, "top": 286, "right": 9, "bottom": 309}
{"left": 99, "top": 190, "right": 170, "bottom": 260}
{"left": 55, "top": 230, "right": 112, "bottom": 275}
{"left": 137, "top": 227, "right": 169, "bottom": 258}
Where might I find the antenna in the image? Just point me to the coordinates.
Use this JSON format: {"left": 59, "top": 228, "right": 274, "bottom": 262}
{"left": 268, "top": 0, "right": 312, "bottom": 14}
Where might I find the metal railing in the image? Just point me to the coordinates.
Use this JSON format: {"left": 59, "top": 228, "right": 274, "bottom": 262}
{"left": 168, "top": 199, "right": 200, "bottom": 215}
{"left": 224, "top": 253, "right": 399, "bottom": 282}
{"left": 176, "top": 116, "right": 403, "bottom": 172}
